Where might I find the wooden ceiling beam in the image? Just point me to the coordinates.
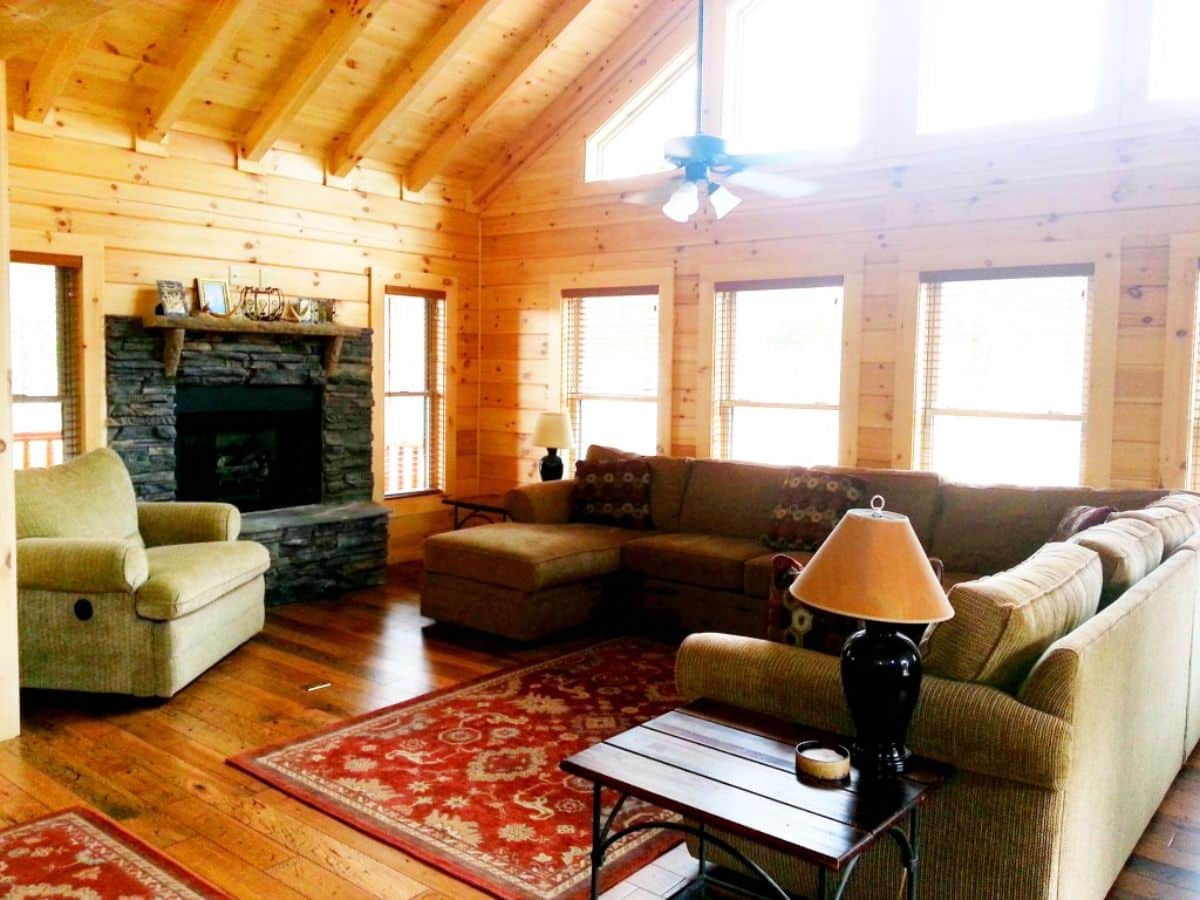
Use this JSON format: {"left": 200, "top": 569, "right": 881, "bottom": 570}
{"left": 0, "top": 0, "right": 128, "bottom": 60}
{"left": 139, "top": 0, "right": 256, "bottom": 144}
{"left": 22, "top": 18, "right": 100, "bottom": 122}
{"left": 240, "top": 0, "right": 387, "bottom": 163}
{"left": 472, "top": 0, "right": 692, "bottom": 206}
{"left": 404, "top": 0, "right": 595, "bottom": 193}
{"left": 327, "top": 0, "right": 504, "bottom": 179}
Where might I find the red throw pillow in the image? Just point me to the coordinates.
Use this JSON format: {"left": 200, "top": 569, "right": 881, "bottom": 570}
{"left": 765, "top": 554, "right": 858, "bottom": 653}
{"left": 763, "top": 468, "right": 867, "bottom": 551}
{"left": 1050, "top": 505, "right": 1115, "bottom": 541}
{"left": 569, "top": 459, "right": 653, "bottom": 529}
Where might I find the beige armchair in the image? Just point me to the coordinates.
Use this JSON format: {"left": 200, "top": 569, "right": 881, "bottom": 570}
{"left": 15, "top": 448, "right": 269, "bottom": 697}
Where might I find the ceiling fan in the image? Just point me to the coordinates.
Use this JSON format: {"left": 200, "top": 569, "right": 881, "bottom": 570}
{"left": 625, "top": 0, "right": 822, "bottom": 222}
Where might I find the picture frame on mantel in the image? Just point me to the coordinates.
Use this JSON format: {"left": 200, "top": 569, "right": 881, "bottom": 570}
{"left": 156, "top": 280, "right": 188, "bottom": 317}
{"left": 196, "top": 278, "right": 232, "bottom": 317}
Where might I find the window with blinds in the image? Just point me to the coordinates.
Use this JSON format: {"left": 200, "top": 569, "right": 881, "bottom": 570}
{"left": 1187, "top": 264, "right": 1200, "bottom": 491}
{"left": 9, "top": 262, "right": 80, "bottom": 470}
{"left": 712, "top": 277, "right": 843, "bottom": 465}
{"left": 384, "top": 288, "right": 446, "bottom": 496}
{"left": 915, "top": 265, "right": 1093, "bottom": 486}
{"left": 1150, "top": 0, "right": 1200, "bottom": 102}
{"left": 563, "top": 288, "right": 660, "bottom": 459}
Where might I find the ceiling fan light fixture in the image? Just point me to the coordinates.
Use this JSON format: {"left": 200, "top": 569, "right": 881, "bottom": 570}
{"left": 708, "top": 181, "right": 742, "bottom": 219}
{"left": 662, "top": 179, "right": 700, "bottom": 223}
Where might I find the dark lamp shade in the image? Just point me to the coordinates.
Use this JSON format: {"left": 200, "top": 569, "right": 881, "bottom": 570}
{"left": 789, "top": 507, "right": 954, "bottom": 625}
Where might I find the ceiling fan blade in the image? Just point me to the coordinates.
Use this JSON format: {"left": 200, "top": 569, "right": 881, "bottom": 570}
{"left": 725, "top": 168, "right": 821, "bottom": 199}
{"left": 620, "top": 176, "right": 685, "bottom": 208}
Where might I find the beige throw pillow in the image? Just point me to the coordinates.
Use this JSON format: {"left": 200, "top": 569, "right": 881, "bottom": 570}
{"left": 923, "top": 542, "right": 1102, "bottom": 692}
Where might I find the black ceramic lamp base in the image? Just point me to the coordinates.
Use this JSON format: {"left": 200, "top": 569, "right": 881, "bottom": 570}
{"left": 840, "top": 621, "right": 922, "bottom": 778}
{"left": 539, "top": 449, "right": 564, "bottom": 481}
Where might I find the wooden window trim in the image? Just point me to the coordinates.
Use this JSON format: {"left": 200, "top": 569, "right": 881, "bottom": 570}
{"left": 1159, "top": 233, "right": 1200, "bottom": 488}
{"left": 697, "top": 257, "right": 863, "bottom": 464}
{"left": 549, "top": 268, "right": 675, "bottom": 462}
{"left": 892, "top": 240, "right": 1121, "bottom": 486}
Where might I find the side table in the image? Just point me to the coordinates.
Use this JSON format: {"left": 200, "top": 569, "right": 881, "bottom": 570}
{"left": 560, "top": 699, "right": 951, "bottom": 900}
{"left": 442, "top": 494, "right": 510, "bottom": 529}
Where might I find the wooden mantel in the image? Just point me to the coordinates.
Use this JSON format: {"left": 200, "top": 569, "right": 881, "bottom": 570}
{"left": 142, "top": 315, "right": 367, "bottom": 378}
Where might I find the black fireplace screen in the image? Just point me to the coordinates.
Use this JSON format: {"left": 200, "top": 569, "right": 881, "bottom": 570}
{"left": 175, "top": 385, "right": 322, "bottom": 512}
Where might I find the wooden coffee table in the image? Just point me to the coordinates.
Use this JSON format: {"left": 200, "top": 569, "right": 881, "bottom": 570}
{"left": 560, "top": 700, "right": 950, "bottom": 900}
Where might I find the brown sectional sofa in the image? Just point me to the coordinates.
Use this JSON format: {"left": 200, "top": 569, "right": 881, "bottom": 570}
{"left": 421, "top": 446, "right": 1166, "bottom": 641}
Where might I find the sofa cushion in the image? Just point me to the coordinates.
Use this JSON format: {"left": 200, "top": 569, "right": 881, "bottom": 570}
{"left": 763, "top": 469, "right": 867, "bottom": 551}
{"left": 423, "top": 523, "right": 636, "bottom": 593}
{"left": 1069, "top": 517, "right": 1163, "bottom": 608}
{"left": 930, "top": 484, "right": 1166, "bottom": 574}
{"left": 15, "top": 448, "right": 141, "bottom": 544}
{"left": 923, "top": 542, "right": 1102, "bottom": 691}
{"left": 622, "top": 533, "right": 767, "bottom": 592}
{"left": 678, "top": 460, "right": 788, "bottom": 539}
{"left": 569, "top": 458, "right": 653, "bottom": 529}
{"left": 136, "top": 541, "right": 270, "bottom": 621}
{"left": 813, "top": 466, "right": 944, "bottom": 548}
{"left": 1149, "top": 492, "right": 1200, "bottom": 530}
{"left": 586, "top": 445, "right": 693, "bottom": 532}
{"left": 1110, "top": 505, "right": 1195, "bottom": 557}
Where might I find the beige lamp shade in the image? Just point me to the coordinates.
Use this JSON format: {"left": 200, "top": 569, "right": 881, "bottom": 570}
{"left": 789, "top": 504, "right": 953, "bottom": 624}
{"left": 532, "top": 412, "right": 575, "bottom": 449}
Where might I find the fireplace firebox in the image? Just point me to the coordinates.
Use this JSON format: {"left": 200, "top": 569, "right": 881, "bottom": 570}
{"left": 175, "top": 385, "right": 322, "bottom": 512}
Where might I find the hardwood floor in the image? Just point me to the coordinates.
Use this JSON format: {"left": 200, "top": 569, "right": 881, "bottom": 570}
{"left": 0, "top": 565, "right": 1198, "bottom": 899}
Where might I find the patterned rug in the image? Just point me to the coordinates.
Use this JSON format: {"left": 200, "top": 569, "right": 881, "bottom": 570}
{"left": 0, "top": 807, "right": 226, "bottom": 898}
{"left": 231, "top": 638, "right": 683, "bottom": 899}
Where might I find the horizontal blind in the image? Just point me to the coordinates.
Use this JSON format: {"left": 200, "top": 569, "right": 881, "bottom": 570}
{"left": 383, "top": 291, "right": 445, "bottom": 495}
{"left": 713, "top": 281, "right": 843, "bottom": 465}
{"left": 564, "top": 292, "right": 660, "bottom": 458}
{"left": 916, "top": 268, "right": 1092, "bottom": 486}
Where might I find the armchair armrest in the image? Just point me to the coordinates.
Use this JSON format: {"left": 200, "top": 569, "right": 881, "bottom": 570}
{"left": 676, "top": 633, "right": 1072, "bottom": 790}
{"left": 504, "top": 480, "right": 573, "bottom": 524}
{"left": 17, "top": 538, "right": 149, "bottom": 593}
{"left": 137, "top": 502, "right": 241, "bottom": 546}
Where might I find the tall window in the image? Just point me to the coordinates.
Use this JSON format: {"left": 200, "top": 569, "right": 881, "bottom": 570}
{"left": 917, "top": 0, "right": 1105, "bottom": 133}
{"left": 1149, "top": 0, "right": 1200, "bottom": 102}
{"left": 724, "top": 0, "right": 869, "bottom": 154}
{"left": 585, "top": 52, "right": 697, "bottom": 182}
{"left": 8, "top": 262, "right": 79, "bottom": 469}
{"left": 712, "top": 278, "right": 843, "bottom": 465}
{"left": 915, "top": 266, "right": 1093, "bottom": 486}
{"left": 563, "top": 289, "right": 660, "bottom": 457}
{"left": 1187, "top": 264, "right": 1200, "bottom": 491}
{"left": 383, "top": 288, "right": 446, "bottom": 496}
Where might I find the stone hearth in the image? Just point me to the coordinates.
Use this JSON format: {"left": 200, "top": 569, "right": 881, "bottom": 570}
{"left": 106, "top": 316, "right": 388, "bottom": 604}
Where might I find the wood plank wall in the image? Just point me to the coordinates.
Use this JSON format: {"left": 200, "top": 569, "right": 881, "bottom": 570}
{"left": 479, "top": 108, "right": 1200, "bottom": 491}
{"left": 3, "top": 106, "right": 482, "bottom": 562}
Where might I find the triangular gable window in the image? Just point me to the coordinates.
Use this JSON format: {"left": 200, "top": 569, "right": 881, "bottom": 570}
{"left": 585, "top": 51, "right": 697, "bottom": 182}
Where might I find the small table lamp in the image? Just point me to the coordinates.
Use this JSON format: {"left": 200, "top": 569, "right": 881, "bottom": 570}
{"left": 532, "top": 412, "right": 574, "bottom": 481}
{"left": 789, "top": 496, "right": 953, "bottom": 778}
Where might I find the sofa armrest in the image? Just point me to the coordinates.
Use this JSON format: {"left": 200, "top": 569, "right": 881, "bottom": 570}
{"left": 504, "top": 481, "right": 573, "bottom": 524}
{"left": 17, "top": 538, "right": 149, "bottom": 593}
{"left": 676, "top": 633, "right": 1072, "bottom": 790}
{"left": 137, "top": 502, "right": 241, "bottom": 546}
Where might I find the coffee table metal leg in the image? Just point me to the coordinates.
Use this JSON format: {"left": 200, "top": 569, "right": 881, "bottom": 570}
{"left": 697, "top": 821, "right": 706, "bottom": 874}
{"left": 590, "top": 782, "right": 602, "bottom": 899}
{"left": 888, "top": 807, "right": 920, "bottom": 900}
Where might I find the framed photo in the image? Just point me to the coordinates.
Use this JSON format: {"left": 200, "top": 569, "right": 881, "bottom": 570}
{"left": 196, "top": 278, "right": 232, "bottom": 317}
{"left": 156, "top": 280, "right": 188, "bottom": 316}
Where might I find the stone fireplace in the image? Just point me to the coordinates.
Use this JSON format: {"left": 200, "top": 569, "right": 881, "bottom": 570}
{"left": 106, "top": 316, "right": 388, "bottom": 604}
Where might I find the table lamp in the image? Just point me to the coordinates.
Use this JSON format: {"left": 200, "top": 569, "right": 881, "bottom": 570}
{"left": 789, "top": 496, "right": 953, "bottom": 778}
{"left": 532, "top": 411, "right": 574, "bottom": 481}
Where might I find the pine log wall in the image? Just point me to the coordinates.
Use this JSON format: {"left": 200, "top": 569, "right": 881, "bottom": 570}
{"left": 478, "top": 114, "right": 1200, "bottom": 493}
{"left": 4, "top": 113, "right": 480, "bottom": 563}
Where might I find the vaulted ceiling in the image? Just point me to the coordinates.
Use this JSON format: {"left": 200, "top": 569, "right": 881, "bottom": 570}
{"left": 1, "top": 0, "right": 686, "bottom": 203}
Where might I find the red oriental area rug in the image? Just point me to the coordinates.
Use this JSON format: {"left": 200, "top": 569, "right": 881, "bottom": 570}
{"left": 231, "top": 638, "right": 683, "bottom": 899}
{"left": 0, "top": 807, "right": 226, "bottom": 898}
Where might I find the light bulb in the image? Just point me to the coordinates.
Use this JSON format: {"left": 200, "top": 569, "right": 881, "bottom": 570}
{"left": 709, "top": 182, "right": 741, "bottom": 219}
{"left": 662, "top": 181, "right": 700, "bottom": 223}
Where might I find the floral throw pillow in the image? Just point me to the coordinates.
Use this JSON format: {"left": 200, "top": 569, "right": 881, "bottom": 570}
{"left": 569, "top": 459, "right": 653, "bottom": 529}
{"left": 762, "top": 468, "right": 867, "bottom": 552}
{"left": 765, "top": 554, "right": 858, "bottom": 654}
